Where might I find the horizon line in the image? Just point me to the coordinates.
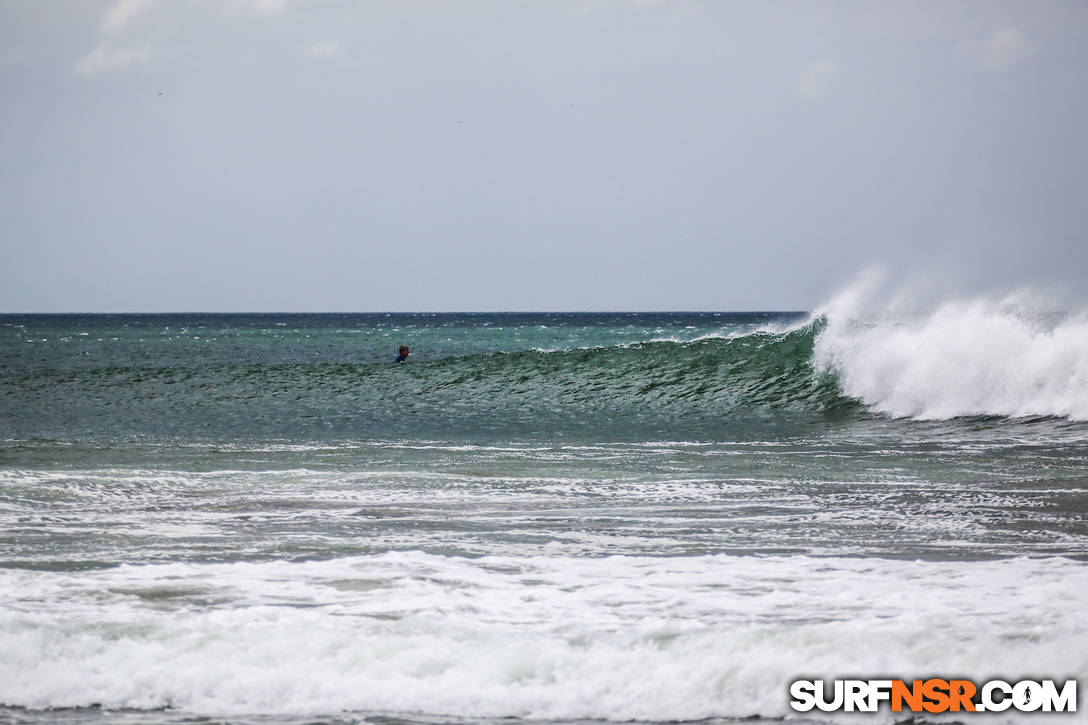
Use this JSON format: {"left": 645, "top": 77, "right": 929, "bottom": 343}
{"left": 0, "top": 309, "right": 812, "bottom": 316}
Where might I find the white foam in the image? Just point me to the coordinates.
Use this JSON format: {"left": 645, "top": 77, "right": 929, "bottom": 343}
{"left": 813, "top": 278, "right": 1088, "bottom": 420}
{"left": 0, "top": 552, "right": 1084, "bottom": 723}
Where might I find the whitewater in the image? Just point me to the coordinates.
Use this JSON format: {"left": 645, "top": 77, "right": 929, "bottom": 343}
{"left": 0, "top": 294, "right": 1086, "bottom": 725}
{"left": 813, "top": 282, "right": 1088, "bottom": 421}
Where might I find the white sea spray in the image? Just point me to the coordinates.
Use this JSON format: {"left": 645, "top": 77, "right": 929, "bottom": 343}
{"left": 814, "top": 276, "right": 1088, "bottom": 420}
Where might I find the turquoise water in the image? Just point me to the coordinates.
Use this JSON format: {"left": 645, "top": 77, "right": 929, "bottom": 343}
{"left": 1, "top": 313, "right": 1086, "bottom": 724}
{"left": 1, "top": 312, "right": 825, "bottom": 441}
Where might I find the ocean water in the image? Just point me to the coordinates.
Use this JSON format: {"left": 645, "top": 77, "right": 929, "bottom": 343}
{"left": 1, "top": 307, "right": 1086, "bottom": 725}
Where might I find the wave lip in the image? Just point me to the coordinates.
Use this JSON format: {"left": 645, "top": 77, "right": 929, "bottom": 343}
{"left": 813, "top": 296, "right": 1088, "bottom": 421}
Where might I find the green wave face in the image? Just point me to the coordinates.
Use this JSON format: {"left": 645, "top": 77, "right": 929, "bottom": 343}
{"left": 417, "top": 320, "right": 849, "bottom": 412}
{"left": 1, "top": 319, "right": 861, "bottom": 442}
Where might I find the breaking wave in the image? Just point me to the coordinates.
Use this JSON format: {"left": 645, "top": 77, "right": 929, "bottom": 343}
{"left": 813, "top": 286, "right": 1088, "bottom": 421}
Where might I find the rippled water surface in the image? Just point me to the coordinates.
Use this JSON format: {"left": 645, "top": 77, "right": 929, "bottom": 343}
{"left": 1, "top": 313, "right": 1086, "bottom": 724}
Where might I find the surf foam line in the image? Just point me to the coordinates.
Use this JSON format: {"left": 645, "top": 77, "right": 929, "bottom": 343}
{"left": 1, "top": 552, "right": 1085, "bottom": 723}
{"left": 813, "top": 287, "right": 1088, "bottom": 421}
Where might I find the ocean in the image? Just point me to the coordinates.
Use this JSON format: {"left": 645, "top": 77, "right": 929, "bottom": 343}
{"left": 1, "top": 308, "right": 1086, "bottom": 724}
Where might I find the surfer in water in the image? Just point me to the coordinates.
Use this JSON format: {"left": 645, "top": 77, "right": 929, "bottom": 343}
{"left": 395, "top": 345, "right": 410, "bottom": 363}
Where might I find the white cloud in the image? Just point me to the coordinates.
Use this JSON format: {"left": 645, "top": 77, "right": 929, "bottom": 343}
{"left": 0, "top": 51, "right": 30, "bottom": 71}
{"left": 797, "top": 60, "right": 839, "bottom": 100}
{"left": 235, "top": 0, "right": 288, "bottom": 14}
{"left": 73, "top": 0, "right": 157, "bottom": 77}
{"left": 305, "top": 40, "right": 341, "bottom": 60}
{"left": 73, "top": 45, "right": 152, "bottom": 77}
{"left": 958, "top": 27, "right": 1033, "bottom": 71}
{"left": 101, "top": 0, "right": 155, "bottom": 34}
{"left": 575, "top": 0, "right": 699, "bottom": 19}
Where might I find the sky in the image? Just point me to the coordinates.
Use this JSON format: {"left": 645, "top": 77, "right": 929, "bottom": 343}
{"left": 1, "top": 0, "right": 1086, "bottom": 312}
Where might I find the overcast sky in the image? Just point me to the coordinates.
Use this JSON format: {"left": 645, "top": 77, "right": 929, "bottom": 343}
{"left": 2, "top": 0, "right": 1086, "bottom": 312}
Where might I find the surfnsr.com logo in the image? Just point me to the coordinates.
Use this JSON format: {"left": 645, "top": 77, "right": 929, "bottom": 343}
{"left": 790, "top": 679, "right": 1077, "bottom": 714}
